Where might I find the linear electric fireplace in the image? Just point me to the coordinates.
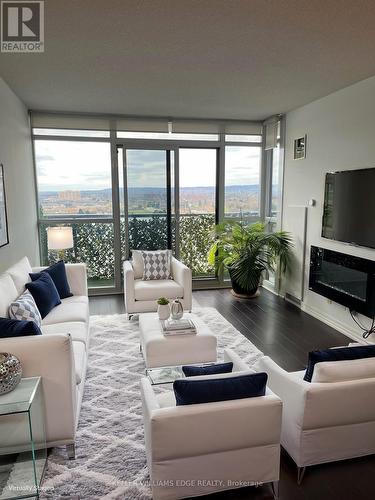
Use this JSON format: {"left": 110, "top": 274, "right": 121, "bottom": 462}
{"left": 309, "top": 246, "right": 375, "bottom": 318}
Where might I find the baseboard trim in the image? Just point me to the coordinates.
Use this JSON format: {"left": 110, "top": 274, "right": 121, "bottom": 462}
{"left": 261, "top": 282, "right": 279, "bottom": 296}
{"left": 301, "top": 303, "right": 370, "bottom": 344}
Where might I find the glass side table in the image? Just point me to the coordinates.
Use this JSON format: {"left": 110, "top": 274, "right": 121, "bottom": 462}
{"left": 0, "top": 377, "right": 46, "bottom": 499}
{"left": 146, "top": 365, "right": 185, "bottom": 385}
{"left": 147, "top": 363, "right": 216, "bottom": 385}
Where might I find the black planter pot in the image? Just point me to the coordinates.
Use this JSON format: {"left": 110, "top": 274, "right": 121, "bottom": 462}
{"left": 228, "top": 267, "right": 261, "bottom": 298}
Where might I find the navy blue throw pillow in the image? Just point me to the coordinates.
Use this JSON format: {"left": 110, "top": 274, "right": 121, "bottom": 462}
{"left": 0, "top": 318, "right": 42, "bottom": 338}
{"left": 26, "top": 272, "right": 61, "bottom": 319}
{"left": 182, "top": 362, "right": 233, "bottom": 377}
{"left": 30, "top": 260, "right": 73, "bottom": 299}
{"left": 304, "top": 345, "right": 375, "bottom": 382}
{"left": 173, "top": 372, "right": 268, "bottom": 406}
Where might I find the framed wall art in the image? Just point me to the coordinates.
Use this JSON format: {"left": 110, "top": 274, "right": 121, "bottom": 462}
{"left": 294, "top": 135, "right": 307, "bottom": 160}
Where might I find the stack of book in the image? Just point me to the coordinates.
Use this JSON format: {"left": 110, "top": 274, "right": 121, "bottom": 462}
{"left": 161, "top": 318, "right": 197, "bottom": 336}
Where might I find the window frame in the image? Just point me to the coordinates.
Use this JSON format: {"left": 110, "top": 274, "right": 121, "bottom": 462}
{"left": 31, "top": 122, "right": 283, "bottom": 295}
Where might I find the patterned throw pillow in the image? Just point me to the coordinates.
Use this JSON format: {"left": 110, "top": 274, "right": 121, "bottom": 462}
{"left": 8, "top": 290, "right": 42, "bottom": 328}
{"left": 141, "top": 250, "right": 172, "bottom": 280}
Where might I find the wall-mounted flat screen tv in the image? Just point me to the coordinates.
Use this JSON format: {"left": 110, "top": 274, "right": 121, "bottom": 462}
{"left": 322, "top": 168, "right": 375, "bottom": 249}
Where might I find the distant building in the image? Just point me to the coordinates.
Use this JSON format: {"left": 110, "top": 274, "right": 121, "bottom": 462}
{"left": 58, "top": 190, "right": 81, "bottom": 201}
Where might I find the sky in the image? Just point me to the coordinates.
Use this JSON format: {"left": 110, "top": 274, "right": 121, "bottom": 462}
{"left": 35, "top": 140, "right": 261, "bottom": 192}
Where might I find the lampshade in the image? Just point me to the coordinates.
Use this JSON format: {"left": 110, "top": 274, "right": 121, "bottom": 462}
{"left": 47, "top": 227, "right": 74, "bottom": 250}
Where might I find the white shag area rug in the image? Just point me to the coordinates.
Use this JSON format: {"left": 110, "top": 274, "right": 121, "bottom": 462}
{"left": 40, "top": 307, "right": 263, "bottom": 499}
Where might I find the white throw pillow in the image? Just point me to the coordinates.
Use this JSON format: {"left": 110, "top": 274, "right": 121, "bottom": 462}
{"left": 131, "top": 250, "right": 145, "bottom": 280}
{"left": 9, "top": 290, "right": 42, "bottom": 328}
{"left": 6, "top": 256, "right": 32, "bottom": 295}
{"left": 141, "top": 250, "right": 172, "bottom": 280}
{"left": 311, "top": 358, "right": 375, "bottom": 383}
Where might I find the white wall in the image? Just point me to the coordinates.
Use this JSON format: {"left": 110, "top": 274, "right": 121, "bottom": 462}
{"left": 0, "top": 77, "right": 39, "bottom": 273}
{"left": 283, "top": 75, "right": 375, "bottom": 343}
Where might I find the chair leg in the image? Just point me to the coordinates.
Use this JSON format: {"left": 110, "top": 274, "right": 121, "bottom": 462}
{"left": 270, "top": 480, "right": 279, "bottom": 500}
{"left": 297, "top": 466, "right": 306, "bottom": 485}
{"left": 66, "top": 443, "right": 76, "bottom": 460}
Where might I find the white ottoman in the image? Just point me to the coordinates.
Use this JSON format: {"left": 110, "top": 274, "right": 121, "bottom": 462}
{"left": 139, "top": 312, "right": 217, "bottom": 368}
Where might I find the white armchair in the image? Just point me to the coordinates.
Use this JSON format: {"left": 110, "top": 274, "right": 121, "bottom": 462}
{"left": 255, "top": 356, "right": 375, "bottom": 483}
{"left": 141, "top": 349, "right": 282, "bottom": 500}
{"left": 123, "top": 256, "right": 192, "bottom": 318}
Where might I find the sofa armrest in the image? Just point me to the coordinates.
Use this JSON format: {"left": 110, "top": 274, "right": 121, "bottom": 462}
{"left": 255, "top": 356, "right": 308, "bottom": 428}
{"left": 171, "top": 258, "right": 192, "bottom": 310}
{"left": 141, "top": 377, "right": 160, "bottom": 414}
{"left": 32, "top": 263, "right": 88, "bottom": 297}
{"left": 224, "top": 348, "right": 250, "bottom": 372}
{"left": 0, "top": 334, "right": 77, "bottom": 445}
{"left": 149, "top": 394, "right": 282, "bottom": 462}
{"left": 141, "top": 377, "right": 160, "bottom": 466}
{"left": 123, "top": 260, "right": 135, "bottom": 311}
{"left": 65, "top": 263, "right": 88, "bottom": 296}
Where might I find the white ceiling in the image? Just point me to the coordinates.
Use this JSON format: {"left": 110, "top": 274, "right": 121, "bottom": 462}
{"left": 1, "top": 0, "right": 375, "bottom": 120}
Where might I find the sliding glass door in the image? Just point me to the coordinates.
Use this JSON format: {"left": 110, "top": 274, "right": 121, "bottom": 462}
{"left": 118, "top": 148, "right": 177, "bottom": 259}
{"left": 118, "top": 145, "right": 217, "bottom": 278}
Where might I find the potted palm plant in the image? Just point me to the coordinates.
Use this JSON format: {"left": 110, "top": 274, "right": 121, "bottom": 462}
{"left": 208, "top": 221, "right": 292, "bottom": 298}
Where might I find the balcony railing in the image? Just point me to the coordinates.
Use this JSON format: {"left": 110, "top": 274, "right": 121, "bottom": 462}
{"left": 39, "top": 213, "right": 216, "bottom": 287}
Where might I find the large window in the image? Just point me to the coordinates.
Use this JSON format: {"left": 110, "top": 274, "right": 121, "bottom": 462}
{"left": 34, "top": 139, "right": 115, "bottom": 288}
{"left": 34, "top": 141, "right": 112, "bottom": 217}
{"left": 32, "top": 117, "right": 280, "bottom": 293}
{"left": 224, "top": 146, "right": 261, "bottom": 220}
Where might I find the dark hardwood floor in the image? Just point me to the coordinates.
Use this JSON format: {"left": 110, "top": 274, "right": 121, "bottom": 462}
{"left": 89, "top": 288, "right": 375, "bottom": 500}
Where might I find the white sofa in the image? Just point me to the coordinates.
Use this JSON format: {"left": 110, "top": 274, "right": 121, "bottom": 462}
{"left": 0, "top": 257, "right": 89, "bottom": 458}
{"left": 141, "top": 349, "right": 282, "bottom": 500}
{"left": 123, "top": 256, "right": 192, "bottom": 318}
{"left": 256, "top": 355, "right": 375, "bottom": 483}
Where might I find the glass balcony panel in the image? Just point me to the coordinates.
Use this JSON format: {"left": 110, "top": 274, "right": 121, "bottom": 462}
{"left": 127, "top": 215, "right": 168, "bottom": 251}
{"left": 39, "top": 222, "right": 115, "bottom": 288}
{"left": 179, "top": 214, "right": 216, "bottom": 278}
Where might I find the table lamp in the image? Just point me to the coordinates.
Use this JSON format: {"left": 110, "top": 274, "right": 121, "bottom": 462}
{"left": 47, "top": 227, "right": 73, "bottom": 261}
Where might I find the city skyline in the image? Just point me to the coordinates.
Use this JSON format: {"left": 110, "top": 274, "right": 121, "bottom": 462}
{"left": 38, "top": 184, "right": 261, "bottom": 216}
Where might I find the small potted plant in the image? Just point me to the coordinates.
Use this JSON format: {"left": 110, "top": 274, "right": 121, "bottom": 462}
{"left": 157, "top": 297, "right": 170, "bottom": 320}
